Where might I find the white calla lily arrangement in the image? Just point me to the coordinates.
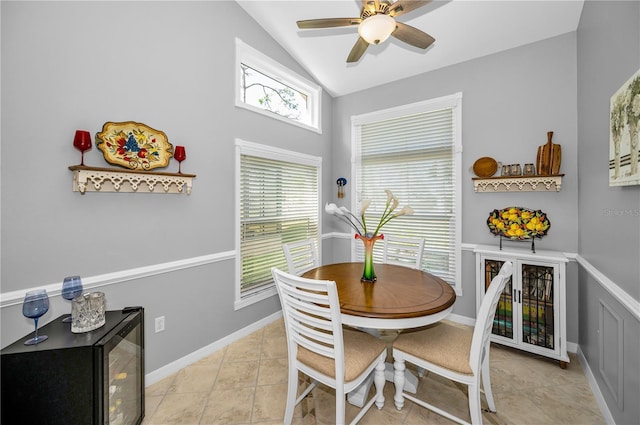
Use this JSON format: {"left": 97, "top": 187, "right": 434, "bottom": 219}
{"left": 325, "top": 190, "right": 413, "bottom": 283}
{"left": 325, "top": 189, "right": 414, "bottom": 238}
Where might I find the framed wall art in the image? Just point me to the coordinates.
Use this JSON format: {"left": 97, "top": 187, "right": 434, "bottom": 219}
{"left": 609, "top": 67, "right": 640, "bottom": 186}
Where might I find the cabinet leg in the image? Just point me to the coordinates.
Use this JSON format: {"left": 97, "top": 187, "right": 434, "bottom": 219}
{"left": 559, "top": 361, "right": 568, "bottom": 369}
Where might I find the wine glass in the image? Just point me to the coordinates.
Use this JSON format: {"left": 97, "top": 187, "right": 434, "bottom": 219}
{"left": 22, "top": 289, "right": 50, "bottom": 345}
{"left": 61, "top": 276, "right": 83, "bottom": 323}
{"left": 174, "top": 146, "right": 186, "bottom": 173}
{"left": 73, "top": 130, "right": 92, "bottom": 166}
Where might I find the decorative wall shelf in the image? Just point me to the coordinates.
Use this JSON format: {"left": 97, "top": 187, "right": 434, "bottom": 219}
{"left": 472, "top": 174, "right": 564, "bottom": 193}
{"left": 69, "top": 165, "right": 195, "bottom": 195}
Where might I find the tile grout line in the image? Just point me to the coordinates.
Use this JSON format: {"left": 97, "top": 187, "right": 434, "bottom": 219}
{"left": 249, "top": 325, "right": 267, "bottom": 424}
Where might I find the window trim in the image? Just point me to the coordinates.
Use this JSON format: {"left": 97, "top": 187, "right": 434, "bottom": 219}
{"left": 235, "top": 38, "right": 322, "bottom": 134}
{"left": 234, "top": 138, "right": 323, "bottom": 309}
{"left": 350, "top": 92, "right": 463, "bottom": 295}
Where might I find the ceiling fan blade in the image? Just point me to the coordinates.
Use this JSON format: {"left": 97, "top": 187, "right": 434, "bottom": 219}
{"left": 347, "top": 37, "right": 369, "bottom": 63}
{"left": 388, "top": 0, "right": 431, "bottom": 18}
{"left": 392, "top": 22, "right": 435, "bottom": 49}
{"left": 297, "top": 18, "right": 361, "bottom": 29}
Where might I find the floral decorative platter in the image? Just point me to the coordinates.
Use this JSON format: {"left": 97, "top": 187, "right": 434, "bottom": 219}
{"left": 96, "top": 121, "right": 174, "bottom": 170}
{"left": 487, "top": 207, "right": 550, "bottom": 240}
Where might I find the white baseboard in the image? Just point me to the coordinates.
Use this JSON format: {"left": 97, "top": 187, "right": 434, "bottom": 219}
{"left": 576, "top": 345, "right": 615, "bottom": 425}
{"left": 447, "top": 312, "right": 476, "bottom": 326}
{"left": 145, "top": 310, "right": 282, "bottom": 387}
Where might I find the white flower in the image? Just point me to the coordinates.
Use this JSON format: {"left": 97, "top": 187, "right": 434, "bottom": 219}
{"left": 326, "top": 203, "right": 364, "bottom": 235}
{"left": 394, "top": 205, "right": 414, "bottom": 217}
{"left": 326, "top": 190, "right": 413, "bottom": 237}
{"left": 391, "top": 197, "right": 399, "bottom": 211}
{"left": 339, "top": 206, "right": 351, "bottom": 215}
{"left": 385, "top": 189, "right": 393, "bottom": 203}
{"left": 325, "top": 203, "right": 343, "bottom": 216}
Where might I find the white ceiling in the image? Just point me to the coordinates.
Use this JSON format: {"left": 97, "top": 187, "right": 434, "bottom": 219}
{"left": 236, "top": 0, "right": 584, "bottom": 97}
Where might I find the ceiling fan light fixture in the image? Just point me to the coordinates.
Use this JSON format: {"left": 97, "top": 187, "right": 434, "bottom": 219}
{"left": 358, "top": 14, "right": 396, "bottom": 45}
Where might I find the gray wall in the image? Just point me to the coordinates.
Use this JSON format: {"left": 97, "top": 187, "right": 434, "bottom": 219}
{"left": 0, "top": 1, "right": 334, "bottom": 371}
{"left": 577, "top": 0, "right": 640, "bottom": 298}
{"left": 577, "top": 2, "right": 640, "bottom": 424}
{"left": 331, "top": 32, "right": 580, "bottom": 336}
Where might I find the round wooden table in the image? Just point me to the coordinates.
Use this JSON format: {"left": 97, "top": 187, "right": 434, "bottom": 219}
{"left": 302, "top": 262, "right": 457, "bottom": 330}
{"left": 302, "top": 262, "right": 457, "bottom": 404}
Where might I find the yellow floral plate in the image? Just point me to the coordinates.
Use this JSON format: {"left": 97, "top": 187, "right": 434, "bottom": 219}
{"left": 96, "top": 121, "right": 174, "bottom": 170}
{"left": 487, "top": 207, "right": 550, "bottom": 240}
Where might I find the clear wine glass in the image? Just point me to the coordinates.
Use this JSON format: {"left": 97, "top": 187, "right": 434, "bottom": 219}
{"left": 22, "top": 289, "right": 50, "bottom": 345}
{"left": 61, "top": 276, "right": 83, "bottom": 323}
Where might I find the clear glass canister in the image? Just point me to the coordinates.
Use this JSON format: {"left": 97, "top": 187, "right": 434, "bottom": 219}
{"left": 71, "top": 291, "right": 106, "bottom": 333}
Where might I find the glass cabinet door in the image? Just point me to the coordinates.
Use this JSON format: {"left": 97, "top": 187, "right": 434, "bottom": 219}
{"left": 484, "top": 259, "right": 514, "bottom": 341}
{"left": 475, "top": 246, "right": 568, "bottom": 367}
{"left": 521, "top": 263, "right": 555, "bottom": 350}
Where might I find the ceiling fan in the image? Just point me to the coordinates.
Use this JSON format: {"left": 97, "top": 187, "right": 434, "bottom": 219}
{"left": 296, "top": 0, "right": 435, "bottom": 63}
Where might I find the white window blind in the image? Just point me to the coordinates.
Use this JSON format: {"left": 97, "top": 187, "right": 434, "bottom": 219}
{"left": 236, "top": 140, "right": 321, "bottom": 308}
{"left": 353, "top": 94, "right": 462, "bottom": 289}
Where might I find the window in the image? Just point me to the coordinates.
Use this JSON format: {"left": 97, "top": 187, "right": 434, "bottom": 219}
{"left": 352, "top": 93, "right": 462, "bottom": 293}
{"left": 235, "top": 139, "right": 322, "bottom": 309}
{"left": 235, "top": 38, "right": 322, "bottom": 134}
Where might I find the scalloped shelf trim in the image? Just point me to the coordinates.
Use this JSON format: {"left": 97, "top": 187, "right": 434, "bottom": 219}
{"left": 472, "top": 175, "right": 563, "bottom": 192}
{"left": 69, "top": 166, "right": 195, "bottom": 195}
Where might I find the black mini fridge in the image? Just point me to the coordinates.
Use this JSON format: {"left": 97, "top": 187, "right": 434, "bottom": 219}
{"left": 1, "top": 308, "right": 144, "bottom": 425}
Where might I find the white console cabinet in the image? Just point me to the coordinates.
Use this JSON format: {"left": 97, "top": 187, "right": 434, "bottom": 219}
{"left": 474, "top": 244, "right": 569, "bottom": 367}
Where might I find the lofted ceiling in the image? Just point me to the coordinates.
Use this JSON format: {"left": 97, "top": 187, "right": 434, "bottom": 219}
{"left": 235, "top": 0, "right": 584, "bottom": 97}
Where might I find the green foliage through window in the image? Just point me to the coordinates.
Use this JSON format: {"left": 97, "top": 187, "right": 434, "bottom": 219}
{"left": 235, "top": 39, "right": 321, "bottom": 134}
{"left": 241, "top": 64, "right": 305, "bottom": 121}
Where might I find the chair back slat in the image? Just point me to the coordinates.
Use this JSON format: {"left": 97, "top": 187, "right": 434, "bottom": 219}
{"left": 383, "top": 235, "right": 425, "bottom": 269}
{"left": 292, "top": 332, "right": 336, "bottom": 358}
{"left": 290, "top": 312, "right": 333, "bottom": 333}
{"left": 283, "top": 239, "right": 320, "bottom": 275}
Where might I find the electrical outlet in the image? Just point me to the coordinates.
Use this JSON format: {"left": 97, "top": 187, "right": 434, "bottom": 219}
{"left": 155, "top": 316, "right": 165, "bottom": 333}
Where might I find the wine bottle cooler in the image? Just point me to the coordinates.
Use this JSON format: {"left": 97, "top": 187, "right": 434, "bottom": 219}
{"left": 1, "top": 308, "right": 145, "bottom": 425}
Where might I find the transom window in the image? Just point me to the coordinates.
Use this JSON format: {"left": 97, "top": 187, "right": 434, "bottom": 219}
{"left": 235, "top": 38, "right": 322, "bottom": 134}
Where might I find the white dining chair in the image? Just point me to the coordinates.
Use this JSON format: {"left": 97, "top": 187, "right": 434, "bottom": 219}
{"left": 271, "top": 267, "right": 387, "bottom": 425}
{"left": 382, "top": 235, "right": 425, "bottom": 269}
{"left": 282, "top": 239, "right": 319, "bottom": 275}
{"left": 391, "top": 261, "right": 514, "bottom": 425}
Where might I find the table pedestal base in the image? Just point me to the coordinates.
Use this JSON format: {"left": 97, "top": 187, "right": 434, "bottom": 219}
{"left": 347, "top": 363, "right": 418, "bottom": 407}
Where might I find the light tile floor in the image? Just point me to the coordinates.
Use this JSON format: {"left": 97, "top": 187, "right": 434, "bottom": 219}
{"left": 143, "top": 319, "right": 606, "bottom": 424}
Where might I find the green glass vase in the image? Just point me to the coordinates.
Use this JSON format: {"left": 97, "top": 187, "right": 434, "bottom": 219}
{"left": 357, "top": 233, "right": 383, "bottom": 283}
